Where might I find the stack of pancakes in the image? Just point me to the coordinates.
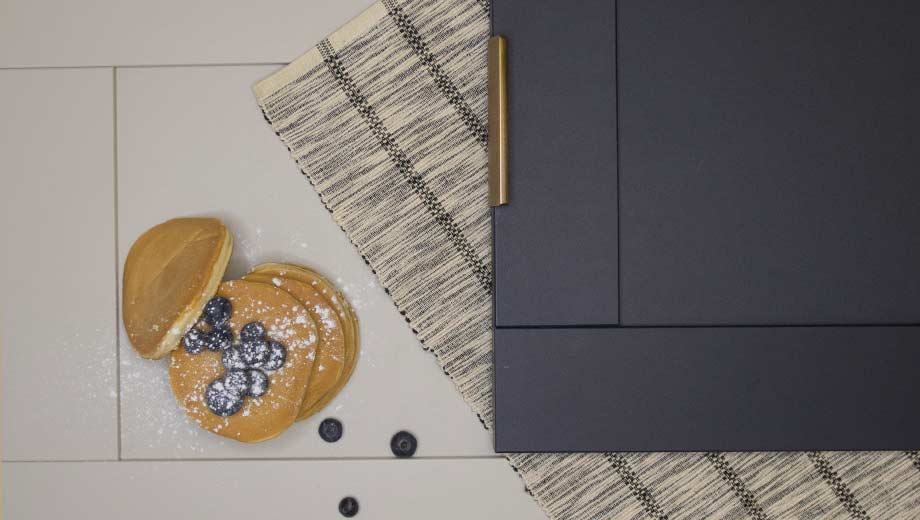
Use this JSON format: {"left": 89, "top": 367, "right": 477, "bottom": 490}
{"left": 123, "top": 217, "right": 358, "bottom": 443}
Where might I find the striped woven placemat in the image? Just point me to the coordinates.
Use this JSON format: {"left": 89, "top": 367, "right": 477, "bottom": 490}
{"left": 252, "top": 1, "right": 920, "bottom": 518}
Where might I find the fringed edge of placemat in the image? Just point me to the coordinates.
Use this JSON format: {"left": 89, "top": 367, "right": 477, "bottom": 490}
{"left": 254, "top": 3, "right": 388, "bottom": 100}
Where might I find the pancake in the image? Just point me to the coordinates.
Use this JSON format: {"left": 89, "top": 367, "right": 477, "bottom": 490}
{"left": 123, "top": 217, "right": 232, "bottom": 359}
{"left": 169, "top": 280, "right": 318, "bottom": 443}
{"left": 242, "top": 272, "right": 346, "bottom": 420}
{"left": 250, "top": 263, "right": 358, "bottom": 418}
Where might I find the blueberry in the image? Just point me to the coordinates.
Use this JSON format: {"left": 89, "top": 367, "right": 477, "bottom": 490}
{"left": 205, "top": 379, "right": 243, "bottom": 416}
{"left": 223, "top": 369, "right": 251, "bottom": 395}
{"left": 240, "top": 321, "right": 266, "bottom": 342}
{"left": 202, "top": 297, "right": 232, "bottom": 327}
{"left": 338, "top": 497, "right": 359, "bottom": 518}
{"left": 206, "top": 325, "right": 233, "bottom": 351}
{"left": 182, "top": 328, "right": 208, "bottom": 354}
{"left": 247, "top": 369, "right": 269, "bottom": 397}
{"left": 390, "top": 431, "right": 417, "bottom": 458}
{"left": 319, "top": 418, "right": 343, "bottom": 442}
{"left": 259, "top": 341, "right": 287, "bottom": 371}
{"left": 240, "top": 339, "right": 271, "bottom": 367}
{"left": 221, "top": 346, "right": 247, "bottom": 370}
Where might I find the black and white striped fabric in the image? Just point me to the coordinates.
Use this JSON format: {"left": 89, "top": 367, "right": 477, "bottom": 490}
{"left": 254, "top": 1, "right": 920, "bottom": 518}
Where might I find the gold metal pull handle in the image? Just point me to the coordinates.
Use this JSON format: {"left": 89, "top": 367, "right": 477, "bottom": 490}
{"left": 488, "top": 35, "right": 509, "bottom": 207}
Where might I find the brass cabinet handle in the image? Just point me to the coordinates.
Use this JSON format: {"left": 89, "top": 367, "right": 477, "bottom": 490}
{"left": 488, "top": 35, "right": 509, "bottom": 207}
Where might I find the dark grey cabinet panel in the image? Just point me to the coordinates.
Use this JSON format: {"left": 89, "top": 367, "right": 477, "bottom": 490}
{"left": 495, "top": 326, "right": 920, "bottom": 452}
{"left": 492, "top": 0, "right": 618, "bottom": 327}
{"left": 492, "top": 0, "right": 920, "bottom": 452}
{"left": 618, "top": 0, "right": 920, "bottom": 326}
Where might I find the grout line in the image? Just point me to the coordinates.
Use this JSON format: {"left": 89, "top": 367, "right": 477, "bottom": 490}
{"left": 118, "top": 62, "right": 286, "bottom": 69}
{"left": 0, "top": 65, "right": 112, "bottom": 71}
{"left": 113, "top": 67, "right": 122, "bottom": 461}
{"left": 5, "top": 459, "right": 120, "bottom": 464}
{"left": 5, "top": 455, "right": 506, "bottom": 464}
{"left": 1, "top": 62, "right": 285, "bottom": 71}
{"left": 128, "top": 455, "right": 506, "bottom": 462}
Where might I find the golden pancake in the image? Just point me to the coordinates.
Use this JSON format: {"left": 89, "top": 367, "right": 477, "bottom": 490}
{"left": 169, "top": 280, "right": 318, "bottom": 443}
{"left": 242, "top": 272, "right": 346, "bottom": 420}
{"left": 123, "top": 217, "right": 232, "bottom": 359}
{"left": 250, "top": 263, "right": 358, "bottom": 418}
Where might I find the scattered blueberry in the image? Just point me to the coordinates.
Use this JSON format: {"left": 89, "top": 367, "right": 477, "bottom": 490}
{"left": 205, "top": 379, "right": 244, "bottom": 416}
{"left": 206, "top": 325, "right": 233, "bottom": 351}
{"left": 247, "top": 369, "right": 269, "bottom": 397}
{"left": 223, "top": 369, "right": 251, "bottom": 395}
{"left": 390, "top": 431, "right": 417, "bottom": 458}
{"left": 240, "top": 321, "right": 266, "bottom": 342}
{"left": 319, "top": 418, "right": 343, "bottom": 443}
{"left": 240, "top": 339, "right": 271, "bottom": 366}
{"left": 182, "top": 328, "right": 208, "bottom": 354}
{"left": 202, "top": 296, "right": 232, "bottom": 327}
{"left": 338, "top": 497, "right": 359, "bottom": 518}
{"left": 221, "top": 346, "right": 248, "bottom": 370}
{"left": 259, "top": 341, "right": 287, "bottom": 371}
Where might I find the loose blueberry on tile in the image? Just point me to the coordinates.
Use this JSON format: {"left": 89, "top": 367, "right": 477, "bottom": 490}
{"left": 247, "top": 369, "right": 269, "bottom": 397}
{"left": 182, "top": 328, "right": 208, "bottom": 354}
{"left": 259, "top": 341, "right": 287, "bottom": 371}
{"left": 240, "top": 321, "right": 266, "bottom": 342}
{"left": 222, "top": 346, "right": 248, "bottom": 370}
{"left": 202, "top": 296, "right": 232, "bottom": 327}
{"left": 240, "top": 339, "right": 271, "bottom": 366}
{"left": 338, "top": 497, "right": 359, "bottom": 518}
{"left": 319, "top": 418, "right": 343, "bottom": 442}
{"left": 223, "top": 369, "right": 251, "bottom": 395}
{"left": 205, "top": 379, "right": 244, "bottom": 417}
{"left": 206, "top": 325, "right": 233, "bottom": 351}
{"left": 390, "top": 431, "right": 417, "bottom": 458}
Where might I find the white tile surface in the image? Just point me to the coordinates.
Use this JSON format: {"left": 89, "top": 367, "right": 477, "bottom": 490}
{"left": 3, "top": 459, "right": 544, "bottom": 520}
{"left": 1, "top": 6, "right": 526, "bottom": 517}
{"left": 0, "top": 0, "right": 375, "bottom": 68}
{"left": 0, "top": 68, "right": 118, "bottom": 460}
{"left": 116, "top": 65, "right": 494, "bottom": 458}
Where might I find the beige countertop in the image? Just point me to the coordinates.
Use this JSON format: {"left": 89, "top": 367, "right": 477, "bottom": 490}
{"left": 0, "top": 2, "right": 544, "bottom": 518}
